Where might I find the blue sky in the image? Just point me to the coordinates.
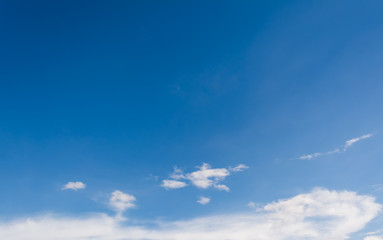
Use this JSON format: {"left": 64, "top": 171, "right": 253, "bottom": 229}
{"left": 1, "top": 1, "right": 383, "bottom": 239}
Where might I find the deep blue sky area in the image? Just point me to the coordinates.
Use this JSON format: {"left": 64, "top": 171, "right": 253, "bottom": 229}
{"left": 1, "top": 1, "right": 383, "bottom": 238}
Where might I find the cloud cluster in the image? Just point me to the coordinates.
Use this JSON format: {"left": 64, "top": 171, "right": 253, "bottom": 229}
{"left": 161, "top": 163, "right": 248, "bottom": 192}
{"left": 62, "top": 181, "right": 86, "bottom": 191}
{"left": 299, "top": 133, "right": 373, "bottom": 160}
{"left": 0, "top": 188, "right": 380, "bottom": 240}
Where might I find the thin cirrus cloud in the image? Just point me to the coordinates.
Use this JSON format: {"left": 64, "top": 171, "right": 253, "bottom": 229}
{"left": 62, "top": 181, "right": 86, "bottom": 191}
{"left": 0, "top": 188, "right": 380, "bottom": 240}
{"left": 197, "top": 196, "right": 210, "bottom": 205}
{"left": 343, "top": 133, "right": 373, "bottom": 150}
{"left": 298, "top": 133, "right": 373, "bottom": 160}
{"left": 160, "top": 163, "right": 248, "bottom": 191}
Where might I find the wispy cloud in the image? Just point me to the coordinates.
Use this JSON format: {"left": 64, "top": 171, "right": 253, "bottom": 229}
{"left": 160, "top": 163, "right": 248, "bottom": 192}
{"left": 299, "top": 152, "right": 321, "bottom": 160}
{"left": 214, "top": 184, "right": 230, "bottom": 192}
{"left": 229, "top": 164, "right": 249, "bottom": 172}
{"left": 298, "top": 133, "right": 373, "bottom": 160}
{"left": 197, "top": 196, "right": 210, "bottom": 205}
{"left": 62, "top": 181, "right": 86, "bottom": 191}
{"left": 344, "top": 134, "right": 373, "bottom": 151}
{"left": 247, "top": 201, "right": 256, "bottom": 208}
{"left": 161, "top": 180, "right": 187, "bottom": 189}
{"left": 365, "top": 229, "right": 383, "bottom": 240}
{"left": 365, "top": 235, "right": 383, "bottom": 240}
{"left": 109, "top": 190, "right": 136, "bottom": 217}
{"left": 146, "top": 174, "right": 159, "bottom": 182}
{"left": 0, "top": 188, "right": 380, "bottom": 240}
{"left": 372, "top": 184, "right": 383, "bottom": 192}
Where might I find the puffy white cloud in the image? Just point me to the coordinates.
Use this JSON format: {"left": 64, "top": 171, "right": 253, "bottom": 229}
{"left": 109, "top": 190, "right": 136, "bottom": 215}
{"left": 0, "top": 188, "right": 380, "bottom": 240}
{"left": 197, "top": 196, "right": 211, "bottom": 205}
{"left": 161, "top": 163, "right": 247, "bottom": 191}
{"left": 161, "top": 180, "right": 187, "bottom": 189}
{"left": 344, "top": 134, "right": 373, "bottom": 151}
{"left": 62, "top": 181, "right": 86, "bottom": 191}
{"left": 186, "top": 163, "right": 230, "bottom": 189}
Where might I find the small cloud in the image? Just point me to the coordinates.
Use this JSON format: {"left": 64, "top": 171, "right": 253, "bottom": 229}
{"left": 299, "top": 152, "right": 321, "bottom": 160}
{"left": 364, "top": 236, "right": 383, "bottom": 240}
{"left": 146, "top": 174, "right": 159, "bottom": 182}
{"left": 344, "top": 134, "right": 373, "bottom": 151}
{"left": 214, "top": 184, "right": 230, "bottom": 192}
{"left": 298, "top": 133, "right": 374, "bottom": 160}
{"left": 247, "top": 201, "right": 256, "bottom": 208}
{"left": 161, "top": 180, "right": 187, "bottom": 189}
{"left": 247, "top": 201, "right": 263, "bottom": 210}
{"left": 197, "top": 196, "right": 210, "bottom": 205}
{"left": 372, "top": 184, "right": 383, "bottom": 192}
{"left": 169, "top": 167, "right": 185, "bottom": 180}
{"left": 326, "top": 148, "right": 340, "bottom": 154}
{"left": 62, "top": 181, "right": 86, "bottom": 191}
{"left": 109, "top": 190, "right": 136, "bottom": 216}
{"left": 185, "top": 163, "right": 230, "bottom": 189}
{"left": 229, "top": 164, "right": 249, "bottom": 172}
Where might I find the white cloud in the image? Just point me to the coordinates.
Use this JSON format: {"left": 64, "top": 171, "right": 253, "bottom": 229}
{"left": 186, "top": 163, "right": 230, "bottom": 189}
{"left": 169, "top": 167, "right": 186, "bottom": 180}
{"left": 365, "top": 236, "right": 383, "bottom": 240}
{"left": 109, "top": 190, "right": 136, "bottom": 216}
{"left": 161, "top": 163, "right": 247, "bottom": 191}
{"left": 326, "top": 148, "right": 340, "bottom": 154}
{"left": 214, "top": 184, "right": 230, "bottom": 192}
{"left": 197, "top": 196, "right": 211, "bottom": 205}
{"left": 229, "top": 164, "right": 249, "bottom": 172}
{"left": 161, "top": 180, "right": 187, "bottom": 189}
{"left": 298, "top": 133, "right": 373, "bottom": 160}
{"left": 364, "top": 230, "right": 383, "bottom": 240}
{"left": 344, "top": 134, "right": 373, "bottom": 151}
{"left": 62, "top": 181, "right": 86, "bottom": 191}
{"left": 299, "top": 152, "right": 321, "bottom": 160}
{"left": 0, "top": 188, "right": 380, "bottom": 240}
